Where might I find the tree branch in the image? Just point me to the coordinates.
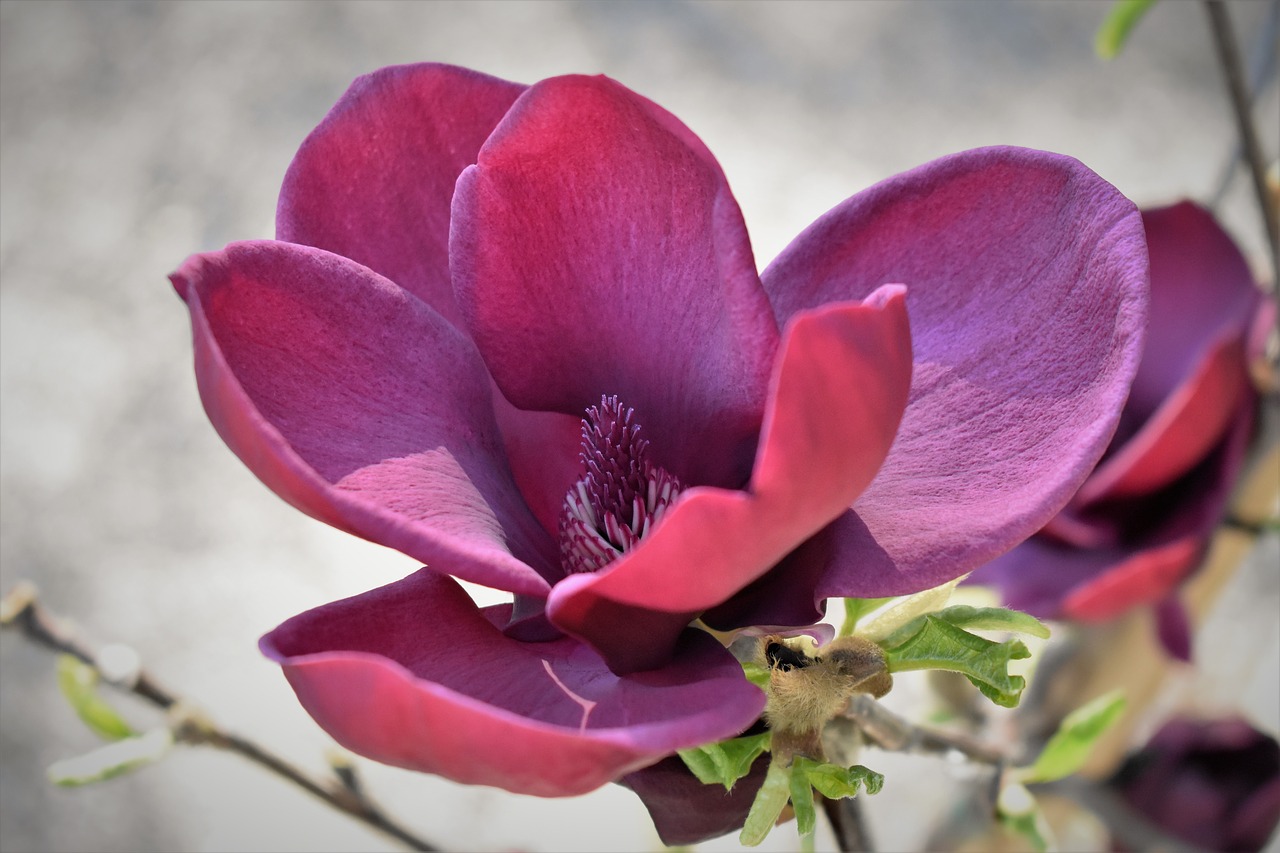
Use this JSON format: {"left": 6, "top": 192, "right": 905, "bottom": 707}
{"left": 841, "top": 693, "right": 1007, "bottom": 767}
{"left": 0, "top": 581, "right": 438, "bottom": 853}
{"left": 821, "top": 793, "right": 875, "bottom": 853}
{"left": 1205, "top": 0, "right": 1280, "bottom": 288}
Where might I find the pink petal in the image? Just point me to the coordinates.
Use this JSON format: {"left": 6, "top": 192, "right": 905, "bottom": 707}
{"left": 260, "top": 570, "right": 765, "bottom": 797}
{"left": 1074, "top": 335, "right": 1248, "bottom": 504}
{"left": 171, "top": 241, "right": 555, "bottom": 595}
{"left": 1232, "top": 777, "right": 1280, "bottom": 852}
{"left": 976, "top": 388, "right": 1254, "bottom": 621}
{"left": 451, "top": 74, "right": 780, "bottom": 489}
{"left": 762, "top": 147, "right": 1148, "bottom": 596}
{"left": 489, "top": 389, "right": 583, "bottom": 539}
{"left": 976, "top": 536, "right": 1196, "bottom": 620}
{"left": 1074, "top": 202, "right": 1262, "bottom": 504}
{"left": 1061, "top": 538, "right": 1201, "bottom": 621}
{"left": 1155, "top": 596, "right": 1193, "bottom": 662}
{"left": 548, "top": 287, "right": 913, "bottom": 673}
{"left": 277, "top": 63, "right": 525, "bottom": 327}
{"left": 1120, "top": 202, "right": 1260, "bottom": 431}
{"left": 621, "top": 753, "right": 768, "bottom": 846}
{"left": 701, "top": 514, "right": 845, "bottom": 631}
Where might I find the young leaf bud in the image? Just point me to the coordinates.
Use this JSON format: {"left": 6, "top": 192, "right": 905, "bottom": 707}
{"left": 758, "top": 635, "right": 893, "bottom": 760}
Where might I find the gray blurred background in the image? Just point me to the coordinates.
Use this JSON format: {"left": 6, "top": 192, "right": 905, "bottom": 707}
{"left": 1, "top": 1, "right": 1277, "bottom": 851}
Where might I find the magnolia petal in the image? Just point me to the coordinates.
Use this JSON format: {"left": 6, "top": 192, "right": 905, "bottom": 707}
{"left": 1119, "top": 202, "right": 1261, "bottom": 431}
{"left": 1075, "top": 202, "right": 1262, "bottom": 505}
{"left": 763, "top": 146, "right": 1148, "bottom": 596}
{"left": 548, "top": 288, "right": 912, "bottom": 673}
{"left": 277, "top": 63, "right": 525, "bottom": 327}
{"left": 451, "top": 74, "right": 779, "bottom": 489}
{"left": 976, "top": 392, "right": 1254, "bottom": 621}
{"left": 171, "top": 241, "right": 555, "bottom": 595}
{"left": 1233, "top": 778, "right": 1280, "bottom": 852}
{"left": 489, "top": 389, "right": 584, "bottom": 541}
{"left": 1119, "top": 717, "right": 1280, "bottom": 852}
{"left": 260, "top": 570, "right": 765, "bottom": 797}
{"left": 1040, "top": 503, "right": 1124, "bottom": 549}
{"left": 1074, "top": 335, "right": 1248, "bottom": 504}
{"left": 1061, "top": 537, "right": 1201, "bottom": 621}
{"left": 1154, "top": 596, "right": 1193, "bottom": 662}
{"left": 620, "top": 753, "right": 769, "bottom": 846}
{"left": 974, "top": 533, "right": 1195, "bottom": 621}
{"left": 700, "top": 515, "right": 841, "bottom": 631}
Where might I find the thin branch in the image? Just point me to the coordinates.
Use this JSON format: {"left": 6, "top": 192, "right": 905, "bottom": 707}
{"left": 841, "top": 694, "right": 1007, "bottom": 767}
{"left": 1221, "top": 512, "right": 1280, "bottom": 536}
{"left": 828, "top": 696, "right": 1009, "bottom": 850}
{"left": 0, "top": 581, "right": 438, "bottom": 853}
{"left": 821, "top": 793, "right": 875, "bottom": 853}
{"left": 1205, "top": 0, "right": 1280, "bottom": 288}
{"left": 1209, "top": 0, "right": 1278, "bottom": 208}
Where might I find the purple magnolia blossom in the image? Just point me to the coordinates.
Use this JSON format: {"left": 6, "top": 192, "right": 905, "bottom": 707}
{"left": 1113, "top": 716, "right": 1280, "bottom": 851}
{"left": 972, "top": 202, "right": 1270, "bottom": 659}
{"left": 172, "top": 64, "right": 1147, "bottom": 802}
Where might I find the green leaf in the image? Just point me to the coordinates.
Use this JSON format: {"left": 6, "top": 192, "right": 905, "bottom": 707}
{"left": 678, "top": 731, "right": 771, "bottom": 791}
{"left": 793, "top": 757, "right": 884, "bottom": 799}
{"left": 856, "top": 576, "right": 965, "bottom": 642}
{"left": 788, "top": 761, "right": 817, "bottom": 837}
{"left": 47, "top": 728, "right": 173, "bottom": 787}
{"left": 882, "top": 615, "right": 1031, "bottom": 708}
{"left": 839, "top": 597, "right": 894, "bottom": 637}
{"left": 923, "top": 605, "right": 1050, "bottom": 640}
{"left": 1095, "top": 0, "right": 1158, "bottom": 59}
{"left": 969, "top": 676, "right": 1026, "bottom": 709}
{"left": 1018, "top": 690, "right": 1127, "bottom": 784}
{"left": 737, "top": 756, "right": 884, "bottom": 846}
{"left": 56, "top": 655, "right": 135, "bottom": 741}
{"left": 741, "top": 660, "right": 771, "bottom": 689}
{"left": 739, "top": 759, "right": 792, "bottom": 847}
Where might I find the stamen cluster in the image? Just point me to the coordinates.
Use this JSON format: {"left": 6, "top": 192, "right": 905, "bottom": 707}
{"left": 559, "top": 396, "right": 682, "bottom": 574}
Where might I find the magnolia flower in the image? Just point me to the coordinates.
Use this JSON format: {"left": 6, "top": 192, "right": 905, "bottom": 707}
{"left": 172, "top": 64, "right": 1146, "bottom": 800}
{"left": 972, "top": 202, "right": 1270, "bottom": 659}
{"left": 1113, "top": 716, "right": 1280, "bottom": 851}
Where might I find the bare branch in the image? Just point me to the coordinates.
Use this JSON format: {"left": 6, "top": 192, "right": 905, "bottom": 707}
{"left": 1, "top": 582, "right": 438, "bottom": 853}
{"left": 821, "top": 793, "right": 876, "bottom": 853}
{"left": 841, "top": 693, "right": 1007, "bottom": 767}
{"left": 1205, "top": 0, "right": 1280, "bottom": 288}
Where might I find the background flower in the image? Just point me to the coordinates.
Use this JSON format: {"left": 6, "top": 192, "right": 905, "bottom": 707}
{"left": 1111, "top": 715, "right": 1280, "bottom": 851}
{"left": 971, "top": 202, "right": 1272, "bottom": 660}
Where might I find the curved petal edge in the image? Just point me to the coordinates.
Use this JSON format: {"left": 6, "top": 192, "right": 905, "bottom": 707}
{"left": 261, "top": 570, "right": 765, "bottom": 796}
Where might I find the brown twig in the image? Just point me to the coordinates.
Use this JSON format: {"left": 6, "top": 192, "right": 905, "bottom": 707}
{"left": 1209, "top": 0, "right": 1278, "bottom": 210}
{"left": 0, "top": 581, "right": 438, "bottom": 853}
{"left": 823, "top": 695, "right": 1009, "bottom": 851}
{"left": 1221, "top": 512, "right": 1280, "bottom": 536}
{"left": 1205, "top": 0, "right": 1280, "bottom": 288}
{"left": 842, "top": 693, "right": 1007, "bottom": 767}
{"left": 821, "top": 793, "right": 875, "bottom": 853}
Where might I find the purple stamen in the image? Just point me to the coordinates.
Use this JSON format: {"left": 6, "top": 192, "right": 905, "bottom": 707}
{"left": 559, "top": 396, "right": 683, "bottom": 575}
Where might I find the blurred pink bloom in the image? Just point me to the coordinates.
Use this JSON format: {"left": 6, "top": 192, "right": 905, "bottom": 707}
{"left": 172, "top": 64, "right": 1146, "bottom": 798}
{"left": 1113, "top": 716, "right": 1280, "bottom": 851}
{"left": 973, "top": 202, "right": 1271, "bottom": 659}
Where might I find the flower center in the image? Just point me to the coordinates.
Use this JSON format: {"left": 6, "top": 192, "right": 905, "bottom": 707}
{"left": 558, "top": 396, "right": 682, "bottom": 575}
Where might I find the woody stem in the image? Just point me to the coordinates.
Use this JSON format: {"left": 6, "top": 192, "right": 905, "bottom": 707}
{"left": 0, "top": 581, "right": 438, "bottom": 853}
